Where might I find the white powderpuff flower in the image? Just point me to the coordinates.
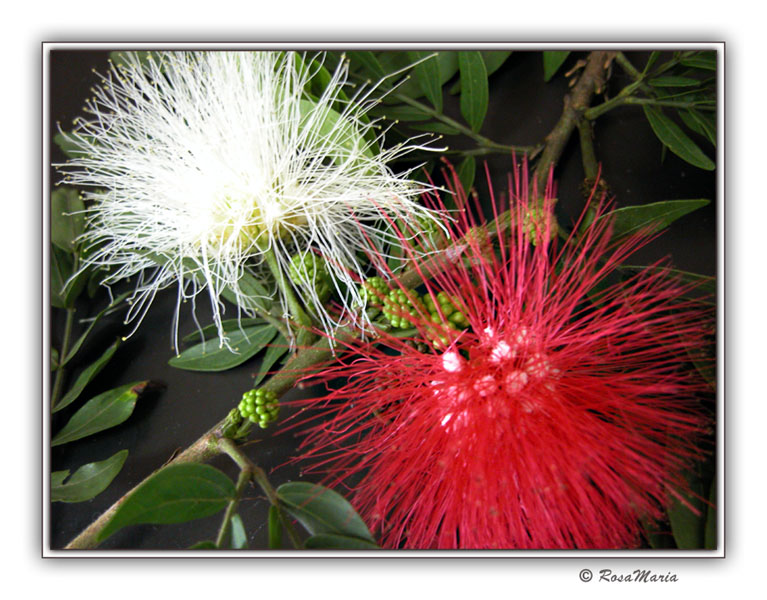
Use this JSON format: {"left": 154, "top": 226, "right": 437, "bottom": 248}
{"left": 57, "top": 51, "right": 442, "bottom": 348}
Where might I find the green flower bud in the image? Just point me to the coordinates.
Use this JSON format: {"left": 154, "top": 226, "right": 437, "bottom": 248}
{"left": 382, "top": 288, "right": 424, "bottom": 329}
{"left": 360, "top": 276, "right": 390, "bottom": 308}
{"left": 238, "top": 388, "right": 280, "bottom": 428}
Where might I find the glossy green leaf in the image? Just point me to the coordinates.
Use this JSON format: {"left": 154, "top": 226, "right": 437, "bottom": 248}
{"left": 456, "top": 155, "right": 476, "bottom": 194}
{"left": 181, "top": 318, "right": 267, "bottom": 344}
{"left": 51, "top": 381, "right": 148, "bottom": 447}
{"left": 268, "top": 505, "right": 283, "bottom": 549}
{"left": 304, "top": 533, "right": 379, "bottom": 549}
{"left": 252, "top": 336, "right": 290, "bottom": 387}
{"left": 599, "top": 199, "right": 710, "bottom": 240}
{"left": 680, "top": 51, "right": 716, "bottom": 71}
{"left": 276, "top": 482, "right": 375, "bottom": 543}
{"left": 704, "top": 474, "right": 717, "bottom": 550}
{"left": 54, "top": 339, "right": 121, "bottom": 413}
{"left": 51, "top": 449, "right": 128, "bottom": 503}
{"left": 648, "top": 75, "right": 700, "bottom": 87}
{"left": 458, "top": 51, "right": 489, "bottom": 132}
{"left": 406, "top": 52, "right": 443, "bottom": 112}
{"left": 169, "top": 324, "right": 277, "bottom": 372}
{"left": 643, "top": 105, "right": 715, "bottom": 170}
{"left": 61, "top": 291, "right": 131, "bottom": 366}
{"left": 542, "top": 51, "right": 571, "bottom": 82}
{"left": 51, "top": 187, "right": 85, "bottom": 253}
{"left": 97, "top": 464, "right": 235, "bottom": 544}
{"left": 230, "top": 513, "right": 248, "bottom": 549}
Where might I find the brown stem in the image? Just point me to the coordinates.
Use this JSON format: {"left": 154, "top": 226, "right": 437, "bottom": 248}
{"left": 533, "top": 51, "right": 613, "bottom": 192}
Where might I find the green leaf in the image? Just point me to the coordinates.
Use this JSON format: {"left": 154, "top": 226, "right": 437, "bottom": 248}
{"left": 189, "top": 540, "right": 218, "bottom": 549}
{"left": 704, "top": 473, "right": 717, "bottom": 550}
{"left": 642, "top": 51, "right": 661, "bottom": 75}
{"left": 51, "top": 245, "right": 73, "bottom": 309}
{"left": 406, "top": 52, "right": 443, "bottom": 112}
{"left": 230, "top": 513, "right": 248, "bottom": 549}
{"left": 276, "top": 482, "right": 375, "bottom": 543}
{"left": 304, "top": 533, "right": 380, "bottom": 550}
{"left": 680, "top": 51, "right": 717, "bottom": 71}
{"left": 222, "top": 271, "right": 273, "bottom": 313}
{"left": 348, "top": 51, "right": 386, "bottom": 82}
{"left": 458, "top": 51, "right": 489, "bottom": 132}
{"left": 542, "top": 51, "right": 571, "bottom": 82}
{"left": 648, "top": 75, "right": 701, "bottom": 87}
{"left": 668, "top": 470, "right": 707, "bottom": 549}
{"left": 373, "top": 104, "right": 430, "bottom": 122}
{"left": 51, "top": 449, "right": 128, "bottom": 503}
{"left": 61, "top": 291, "right": 131, "bottom": 366}
{"left": 268, "top": 505, "right": 283, "bottom": 549}
{"left": 599, "top": 198, "right": 710, "bottom": 240}
{"left": 54, "top": 131, "right": 91, "bottom": 158}
{"left": 51, "top": 381, "right": 148, "bottom": 447}
{"left": 643, "top": 105, "right": 715, "bottom": 170}
{"left": 169, "top": 324, "right": 277, "bottom": 372}
{"left": 450, "top": 51, "right": 512, "bottom": 94}
{"left": 456, "top": 155, "right": 476, "bottom": 194}
{"left": 181, "top": 318, "right": 267, "bottom": 344}
{"left": 51, "top": 187, "right": 85, "bottom": 253}
{"left": 679, "top": 109, "right": 716, "bottom": 147}
{"left": 298, "top": 98, "right": 375, "bottom": 166}
{"left": 54, "top": 339, "right": 121, "bottom": 413}
{"left": 51, "top": 348, "right": 59, "bottom": 371}
{"left": 97, "top": 464, "right": 235, "bottom": 544}
{"left": 481, "top": 51, "right": 512, "bottom": 77}
{"left": 252, "top": 336, "right": 290, "bottom": 387}
{"left": 51, "top": 470, "right": 69, "bottom": 488}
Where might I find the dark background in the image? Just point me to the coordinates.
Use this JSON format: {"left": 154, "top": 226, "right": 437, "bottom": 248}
{"left": 48, "top": 49, "right": 717, "bottom": 550}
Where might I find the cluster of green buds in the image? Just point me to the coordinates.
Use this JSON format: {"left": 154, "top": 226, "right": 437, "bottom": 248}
{"left": 288, "top": 251, "right": 332, "bottom": 313}
{"left": 359, "top": 276, "right": 389, "bottom": 308}
{"left": 423, "top": 291, "right": 469, "bottom": 329}
{"left": 422, "top": 291, "right": 470, "bottom": 348}
{"left": 382, "top": 288, "right": 426, "bottom": 330}
{"left": 523, "top": 206, "right": 559, "bottom": 245}
{"left": 238, "top": 388, "right": 279, "bottom": 429}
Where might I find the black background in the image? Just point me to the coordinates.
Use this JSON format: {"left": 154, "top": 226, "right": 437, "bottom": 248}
{"left": 48, "top": 49, "right": 717, "bottom": 550}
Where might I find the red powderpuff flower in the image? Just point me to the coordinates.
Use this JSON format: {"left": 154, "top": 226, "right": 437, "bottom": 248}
{"left": 289, "top": 163, "right": 713, "bottom": 550}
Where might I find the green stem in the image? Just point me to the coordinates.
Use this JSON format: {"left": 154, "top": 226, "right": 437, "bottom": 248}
{"left": 261, "top": 244, "right": 312, "bottom": 330}
{"left": 217, "top": 437, "right": 303, "bottom": 549}
{"left": 65, "top": 433, "right": 222, "bottom": 549}
{"left": 63, "top": 211, "right": 505, "bottom": 550}
{"left": 215, "top": 467, "right": 252, "bottom": 548}
{"left": 51, "top": 306, "right": 76, "bottom": 410}
{"left": 391, "top": 92, "right": 534, "bottom": 156}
